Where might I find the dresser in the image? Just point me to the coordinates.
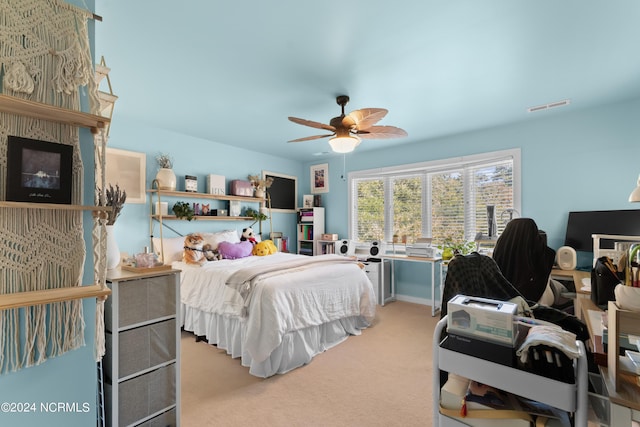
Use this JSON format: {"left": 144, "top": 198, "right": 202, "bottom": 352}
{"left": 104, "top": 268, "right": 181, "bottom": 427}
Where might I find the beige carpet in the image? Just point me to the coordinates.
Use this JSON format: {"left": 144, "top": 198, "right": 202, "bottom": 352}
{"left": 180, "top": 301, "right": 439, "bottom": 427}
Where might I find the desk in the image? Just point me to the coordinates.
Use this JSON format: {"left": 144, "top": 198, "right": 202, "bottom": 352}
{"left": 581, "top": 298, "right": 640, "bottom": 426}
{"left": 380, "top": 254, "right": 443, "bottom": 316}
{"left": 551, "top": 268, "right": 591, "bottom": 319}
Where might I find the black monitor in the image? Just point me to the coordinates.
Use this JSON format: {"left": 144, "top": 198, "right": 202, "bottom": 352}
{"left": 564, "top": 209, "right": 640, "bottom": 252}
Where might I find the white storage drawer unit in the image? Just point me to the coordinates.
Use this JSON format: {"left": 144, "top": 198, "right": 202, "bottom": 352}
{"left": 104, "top": 269, "right": 181, "bottom": 427}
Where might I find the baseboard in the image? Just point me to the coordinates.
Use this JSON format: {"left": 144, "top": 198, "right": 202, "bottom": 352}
{"left": 394, "top": 294, "right": 433, "bottom": 306}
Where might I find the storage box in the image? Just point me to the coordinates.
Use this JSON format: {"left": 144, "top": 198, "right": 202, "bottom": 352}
{"left": 206, "top": 174, "right": 226, "bottom": 195}
{"left": 108, "top": 364, "right": 176, "bottom": 426}
{"left": 447, "top": 294, "right": 518, "bottom": 346}
{"left": 230, "top": 180, "right": 253, "bottom": 196}
{"left": 321, "top": 233, "right": 338, "bottom": 241}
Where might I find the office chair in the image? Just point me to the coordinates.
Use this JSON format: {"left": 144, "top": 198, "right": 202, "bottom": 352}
{"left": 492, "top": 218, "right": 557, "bottom": 304}
{"left": 441, "top": 251, "right": 589, "bottom": 341}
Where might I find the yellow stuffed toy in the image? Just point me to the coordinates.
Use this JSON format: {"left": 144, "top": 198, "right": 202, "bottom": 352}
{"left": 252, "top": 240, "right": 278, "bottom": 256}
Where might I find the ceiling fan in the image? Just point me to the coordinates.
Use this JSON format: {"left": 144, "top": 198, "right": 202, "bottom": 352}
{"left": 287, "top": 95, "right": 408, "bottom": 153}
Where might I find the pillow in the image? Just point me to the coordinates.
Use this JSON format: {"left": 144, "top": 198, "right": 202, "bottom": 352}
{"left": 202, "top": 229, "right": 241, "bottom": 250}
{"left": 152, "top": 236, "right": 185, "bottom": 263}
{"left": 152, "top": 230, "right": 242, "bottom": 263}
{"left": 218, "top": 241, "right": 253, "bottom": 260}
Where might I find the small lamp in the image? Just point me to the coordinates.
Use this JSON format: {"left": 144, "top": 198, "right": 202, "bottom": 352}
{"left": 329, "top": 135, "right": 361, "bottom": 153}
{"left": 629, "top": 174, "right": 640, "bottom": 202}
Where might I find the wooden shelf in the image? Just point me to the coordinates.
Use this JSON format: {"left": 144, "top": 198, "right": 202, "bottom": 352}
{"left": 147, "top": 189, "right": 264, "bottom": 203}
{"left": 607, "top": 301, "right": 640, "bottom": 396}
{"left": 152, "top": 215, "right": 253, "bottom": 221}
{"left": 0, "top": 201, "right": 109, "bottom": 212}
{"left": 0, "top": 94, "right": 109, "bottom": 132}
{"left": 0, "top": 285, "right": 111, "bottom": 311}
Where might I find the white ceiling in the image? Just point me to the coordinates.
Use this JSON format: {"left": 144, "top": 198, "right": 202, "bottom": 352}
{"left": 95, "top": 1, "right": 640, "bottom": 162}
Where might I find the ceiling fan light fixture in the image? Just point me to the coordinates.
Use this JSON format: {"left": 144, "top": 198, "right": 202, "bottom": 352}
{"left": 329, "top": 135, "right": 361, "bottom": 153}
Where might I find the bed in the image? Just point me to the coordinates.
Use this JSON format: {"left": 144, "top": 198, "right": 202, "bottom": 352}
{"left": 168, "top": 238, "right": 376, "bottom": 378}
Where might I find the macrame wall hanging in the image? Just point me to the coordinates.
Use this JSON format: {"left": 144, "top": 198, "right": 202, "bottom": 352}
{"left": 0, "top": 0, "right": 107, "bottom": 373}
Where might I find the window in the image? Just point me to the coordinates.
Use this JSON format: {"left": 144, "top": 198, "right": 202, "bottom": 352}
{"left": 349, "top": 149, "right": 521, "bottom": 245}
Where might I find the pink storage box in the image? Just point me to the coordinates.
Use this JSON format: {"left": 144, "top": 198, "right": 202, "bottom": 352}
{"left": 230, "top": 180, "right": 253, "bottom": 197}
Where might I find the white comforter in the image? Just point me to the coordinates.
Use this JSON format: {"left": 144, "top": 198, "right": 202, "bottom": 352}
{"left": 176, "top": 253, "right": 376, "bottom": 363}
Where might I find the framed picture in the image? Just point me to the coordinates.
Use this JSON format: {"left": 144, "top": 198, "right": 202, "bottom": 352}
{"left": 98, "top": 147, "right": 146, "bottom": 204}
{"left": 310, "top": 163, "right": 329, "bottom": 194}
{"left": 229, "top": 200, "right": 241, "bottom": 217}
{"left": 263, "top": 170, "right": 298, "bottom": 213}
{"left": 6, "top": 136, "right": 73, "bottom": 204}
{"left": 303, "top": 194, "right": 314, "bottom": 208}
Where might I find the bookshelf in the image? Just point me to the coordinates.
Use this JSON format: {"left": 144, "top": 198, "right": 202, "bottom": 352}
{"left": 296, "top": 207, "right": 324, "bottom": 256}
{"left": 316, "top": 240, "right": 338, "bottom": 255}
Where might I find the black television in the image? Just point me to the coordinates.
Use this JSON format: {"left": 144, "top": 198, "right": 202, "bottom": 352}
{"left": 564, "top": 209, "right": 640, "bottom": 252}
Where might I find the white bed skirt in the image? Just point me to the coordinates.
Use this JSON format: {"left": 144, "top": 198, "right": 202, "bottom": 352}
{"left": 181, "top": 304, "right": 370, "bottom": 377}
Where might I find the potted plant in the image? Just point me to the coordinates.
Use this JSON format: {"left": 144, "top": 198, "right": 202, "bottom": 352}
{"left": 247, "top": 174, "right": 274, "bottom": 198}
{"left": 437, "top": 238, "right": 475, "bottom": 260}
{"left": 172, "top": 201, "right": 195, "bottom": 221}
{"left": 97, "top": 184, "right": 127, "bottom": 269}
{"left": 245, "top": 207, "right": 269, "bottom": 228}
{"left": 155, "top": 153, "right": 176, "bottom": 191}
{"left": 97, "top": 184, "right": 127, "bottom": 225}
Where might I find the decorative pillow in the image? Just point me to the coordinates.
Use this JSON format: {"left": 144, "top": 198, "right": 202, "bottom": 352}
{"left": 202, "top": 229, "right": 241, "bottom": 250}
{"left": 218, "top": 240, "right": 254, "bottom": 260}
{"left": 152, "top": 236, "right": 185, "bottom": 263}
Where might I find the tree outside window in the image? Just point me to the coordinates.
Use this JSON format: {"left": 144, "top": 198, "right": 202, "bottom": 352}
{"left": 350, "top": 150, "right": 518, "bottom": 247}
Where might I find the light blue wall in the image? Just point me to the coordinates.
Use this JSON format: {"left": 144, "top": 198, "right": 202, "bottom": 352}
{"left": 304, "top": 98, "right": 640, "bottom": 300}
{"left": 0, "top": 2, "right": 98, "bottom": 427}
{"left": 106, "top": 116, "right": 303, "bottom": 257}
{"left": 5, "top": 2, "right": 640, "bottom": 423}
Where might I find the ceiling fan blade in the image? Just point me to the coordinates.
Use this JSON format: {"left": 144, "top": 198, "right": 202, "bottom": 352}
{"left": 343, "top": 108, "right": 388, "bottom": 130}
{"left": 288, "top": 116, "right": 335, "bottom": 132}
{"left": 355, "top": 125, "right": 408, "bottom": 139}
{"left": 287, "top": 134, "right": 334, "bottom": 143}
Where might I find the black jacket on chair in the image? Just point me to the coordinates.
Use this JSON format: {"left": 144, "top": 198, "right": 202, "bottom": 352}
{"left": 441, "top": 252, "right": 521, "bottom": 318}
{"left": 492, "top": 218, "right": 556, "bottom": 303}
{"left": 441, "top": 252, "right": 589, "bottom": 342}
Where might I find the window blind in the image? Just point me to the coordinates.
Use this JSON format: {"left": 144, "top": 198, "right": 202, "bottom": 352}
{"left": 349, "top": 149, "right": 519, "bottom": 245}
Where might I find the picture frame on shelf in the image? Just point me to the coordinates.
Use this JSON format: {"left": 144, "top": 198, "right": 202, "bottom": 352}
{"left": 310, "top": 163, "right": 329, "bottom": 194}
{"left": 229, "top": 200, "right": 241, "bottom": 217}
{"left": 6, "top": 136, "right": 73, "bottom": 204}
{"left": 303, "top": 194, "right": 314, "bottom": 208}
{"left": 98, "top": 147, "right": 146, "bottom": 204}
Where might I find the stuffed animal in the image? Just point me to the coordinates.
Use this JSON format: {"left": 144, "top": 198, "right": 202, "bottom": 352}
{"left": 218, "top": 240, "right": 254, "bottom": 260}
{"left": 252, "top": 239, "right": 278, "bottom": 256}
{"left": 183, "top": 233, "right": 207, "bottom": 266}
{"left": 240, "top": 227, "right": 257, "bottom": 245}
{"left": 202, "top": 243, "right": 221, "bottom": 261}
